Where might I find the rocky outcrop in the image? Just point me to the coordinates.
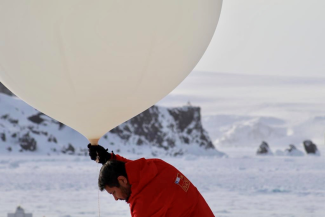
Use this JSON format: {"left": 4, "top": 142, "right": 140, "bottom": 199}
{"left": 61, "top": 144, "right": 75, "bottom": 154}
{"left": 168, "top": 106, "right": 214, "bottom": 148}
{"left": 108, "top": 105, "right": 216, "bottom": 155}
{"left": 303, "top": 140, "right": 320, "bottom": 155}
{"left": 19, "top": 132, "right": 37, "bottom": 151}
{"left": 28, "top": 112, "right": 65, "bottom": 130}
{"left": 28, "top": 113, "right": 46, "bottom": 124}
{"left": 285, "top": 144, "right": 304, "bottom": 156}
{"left": 256, "top": 141, "right": 273, "bottom": 155}
{"left": 0, "top": 132, "right": 6, "bottom": 142}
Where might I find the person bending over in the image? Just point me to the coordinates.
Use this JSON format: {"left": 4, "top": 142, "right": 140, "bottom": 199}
{"left": 88, "top": 144, "right": 214, "bottom": 217}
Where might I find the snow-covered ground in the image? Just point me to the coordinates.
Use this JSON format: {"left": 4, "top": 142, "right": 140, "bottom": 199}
{"left": 1, "top": 71, "right": 325, "bottom": 216}
{"left": 1, "top": 152, "right": 324, "bottom": 217}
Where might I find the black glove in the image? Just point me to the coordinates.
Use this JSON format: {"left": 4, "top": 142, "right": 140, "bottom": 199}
{"left": 87, "top": 144, "right": 111, "bottom": 165}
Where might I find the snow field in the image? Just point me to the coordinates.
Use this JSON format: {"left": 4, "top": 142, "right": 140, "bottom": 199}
{"left": 0, "top": 152, "right": 324, "bottom": 217}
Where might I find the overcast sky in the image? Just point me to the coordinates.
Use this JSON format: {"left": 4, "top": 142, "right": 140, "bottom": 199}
{"left": 194, "top": 0, "right": 325, "bottom": 77}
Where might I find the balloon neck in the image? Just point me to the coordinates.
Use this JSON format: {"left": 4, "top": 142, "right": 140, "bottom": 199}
{"left": 89, "top": 138, "right": 99, "bottom": 145}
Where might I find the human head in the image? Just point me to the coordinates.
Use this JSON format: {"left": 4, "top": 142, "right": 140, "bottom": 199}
{"left": 98, "top": 160, "right": 131, "bottom": 201}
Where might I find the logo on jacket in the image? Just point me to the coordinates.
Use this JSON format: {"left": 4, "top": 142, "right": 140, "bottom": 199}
{"left": 175, "top": 173, "right": 190, "bottom": 192}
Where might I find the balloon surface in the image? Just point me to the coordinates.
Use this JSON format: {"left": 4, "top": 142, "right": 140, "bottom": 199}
{"left": 0, "top": 0, "right": 222, "bottom": 142}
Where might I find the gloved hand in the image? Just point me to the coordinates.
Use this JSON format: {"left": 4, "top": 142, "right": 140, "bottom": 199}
{"left": 87, "top": 144, "right": 111, "bottom": 165}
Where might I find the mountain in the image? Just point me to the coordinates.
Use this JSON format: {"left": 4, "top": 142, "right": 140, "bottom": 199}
{"left": 0, "top": 93, "right": 224, "bottom": 157}
{"left": 109, "top": 105, "right": 221, "bottom": 156}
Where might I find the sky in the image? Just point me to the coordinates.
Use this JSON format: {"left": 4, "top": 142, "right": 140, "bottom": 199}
{"left": 160, "top": 1, "right": 325, "bottom": 117}
{"left": 194, "top": 0, "right": 325, "bottom": 77}
{"left": 158, "top": 71, "right": 325, "bottom": 122}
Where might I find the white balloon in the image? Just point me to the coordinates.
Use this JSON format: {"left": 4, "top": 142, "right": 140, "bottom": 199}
{"left": 0, "top": 0, "right": 222, "bottom": 143}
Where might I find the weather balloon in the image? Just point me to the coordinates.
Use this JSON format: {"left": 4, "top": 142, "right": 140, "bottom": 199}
{"left": 0, "top": 0, "right": 223, "bottom": 144}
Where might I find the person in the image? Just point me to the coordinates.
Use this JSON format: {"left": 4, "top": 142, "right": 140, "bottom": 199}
{"left": 88, "top": 144, "right": 215, "bottom": 217}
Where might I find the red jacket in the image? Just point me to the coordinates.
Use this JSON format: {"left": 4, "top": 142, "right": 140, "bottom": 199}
{"left": 115, "top": 155, "right": 214, "bottom": 217}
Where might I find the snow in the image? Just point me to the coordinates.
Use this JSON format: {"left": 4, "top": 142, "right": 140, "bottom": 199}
{"left": 0, "top": 153, "right": 324, "bottom": 217}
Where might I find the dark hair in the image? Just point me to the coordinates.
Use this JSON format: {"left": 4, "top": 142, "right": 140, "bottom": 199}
{"left": 98, "top": 160, "right": 128, "bottom": 191}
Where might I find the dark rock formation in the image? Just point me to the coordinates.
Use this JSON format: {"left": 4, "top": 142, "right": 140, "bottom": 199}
{"left": 303, "top": 140, "right": 319, "bottom": 155}
{"left": 19, "top": 133, "right": 37, "bottom": 151}
{"left": 56, "top": 121, "right": 65, "bottom": 130}
{"left": 0, "top": 132, "right": 6, "bottom": 142}
{"left": 169, "top": 107, "right": 197, "bottom": 132}
{"left": 1, "top": 114, "right": 18, "bottom": 126}
{"left": 1, "top": 114, "right": 9, "bottom": 120}
{"left": 168, "top": 106, "right": 213, "bottom": 148}
{"left": 109, "top": 105, "right": 215, "bottom": 153}
{"left": 286, "top": 144, "right": 297, "bottom": 153}
{"left": 257, "top": 141, "right": 272, "bottom": 155}
{"left": 61, "top": 144, "right": 75, "bottom": 154}
{"left": 28, "top": 112, "right": 65, "bottom": 131}
{"left": 48, "top": 135, "right": 58, "bottom": 143}
{"left": 0, "top": 82, "right": 14, "bottom": 96}
{"left": 28, "top": 112, "right": 46, "bottom": 124}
